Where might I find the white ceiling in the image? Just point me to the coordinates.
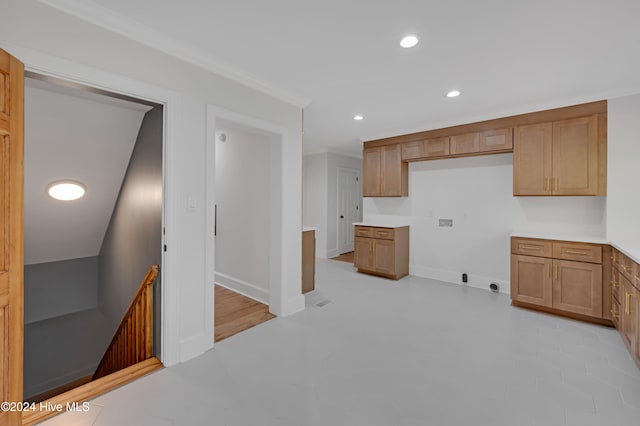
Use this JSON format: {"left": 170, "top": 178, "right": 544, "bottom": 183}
{"left": 43, "top": 0, "right": 640, "bottom": 157}
{"left": 25, "top": 77, "right": 151, "bottom": 265}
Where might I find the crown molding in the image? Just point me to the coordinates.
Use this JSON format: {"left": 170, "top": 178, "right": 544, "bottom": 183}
{"left": 39, "top": 0, "right": 311, "bottom": 108}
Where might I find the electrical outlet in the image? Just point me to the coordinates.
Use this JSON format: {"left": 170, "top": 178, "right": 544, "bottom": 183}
{"left": 439, "top": 218, "right": 453, "bottom": 227}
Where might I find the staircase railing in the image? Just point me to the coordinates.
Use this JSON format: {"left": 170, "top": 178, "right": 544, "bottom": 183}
{"left": 92, "top": 264, "right": 159, "bottom": 380}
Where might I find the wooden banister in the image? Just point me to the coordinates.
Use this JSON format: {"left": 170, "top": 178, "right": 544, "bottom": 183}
{"left": 92, "top": 264, "right": 159, "bottom": 380}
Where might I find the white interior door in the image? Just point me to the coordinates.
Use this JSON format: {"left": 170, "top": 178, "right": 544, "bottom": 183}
{"left": 337, "top": 168, "right": 361, "bottom": 254}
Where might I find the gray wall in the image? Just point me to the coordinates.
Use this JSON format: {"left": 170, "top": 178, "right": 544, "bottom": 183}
{"left": 24, "top": 257, "right": 99, "bottom": 324}
{"left": 98, "top": 106, "right": 163, "bottom": 354}
{"left": 24, "top": 308, "right": 110, "bottom": 399}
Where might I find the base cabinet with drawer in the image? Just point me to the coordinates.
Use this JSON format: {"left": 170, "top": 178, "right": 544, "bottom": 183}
{"left": 511, "top": 237, "right": 604, "bottom": 320}
{"left": 354, "top": 225, "right": 409, "bottom": 280}
{"left": 611, "top": 248, "right": 640, "bottom": 368}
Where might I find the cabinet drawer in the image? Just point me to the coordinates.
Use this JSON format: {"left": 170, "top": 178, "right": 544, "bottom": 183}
{"left": 373, "top": 228, "right": 394, "bottom": 240}
{"left": 355, "top": 226, "right": 373, "bottom": 238}
{"left": 511, "top": 238, "right": 552, "bottom": 257}
{"left": 553, "top": 242, "right": 602, "bottom": 264}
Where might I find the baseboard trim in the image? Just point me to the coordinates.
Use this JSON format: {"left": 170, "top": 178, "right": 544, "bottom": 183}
{"left": 410, "top": 264, "right": 510, "bottom": 295}
{"left": 215, "top": 272, "right": 269, "bottom": 304}
{"left": 22, "top": 357, "right": 163, "bottom": 426}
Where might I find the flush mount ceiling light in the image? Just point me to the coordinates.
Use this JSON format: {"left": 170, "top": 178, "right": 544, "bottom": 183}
{"left": 446, "top": 90, "right": 462, "bottom": 98}
{"left": 399, "top": 35, "right": 419, "bottom": 48}
{"left": 353, "top": 115, "right": 364, "bottom": 121}
{"left": 47, "top": 180, "right": 86, "bottom": 201}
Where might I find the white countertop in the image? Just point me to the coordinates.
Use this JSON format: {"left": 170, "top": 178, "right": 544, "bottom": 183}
{"left": 510, "top": 231, "right": 608, "bottom": 245}
{"left": 510, "top": 231, "right": 640, "bottom": 264}
{"left": 611, "top": 241, "right": 640, "bottom": 265}
{"left": 352, "top": 222, "right": 410, "bottom": 229}
{"left": 302, "top": 226, "right": 317, "bottom": 232}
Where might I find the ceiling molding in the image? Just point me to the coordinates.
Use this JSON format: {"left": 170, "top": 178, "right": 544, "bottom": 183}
{"left": 360, "top": 86, "right": 640, "bottom": 143}
{"left": 39, "top": 0, "right": 311, "bottom": 108}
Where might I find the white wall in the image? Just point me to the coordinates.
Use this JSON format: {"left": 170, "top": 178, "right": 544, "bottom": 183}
{"left": 606, "top": 94, "right": 640, "bottom": 242}
{"left": 325, "top": 153, "right": 362, "bottom": 258}
{"left": 364, "top": 153, "right": 606, "bottom": 293}
{"left": 1, "top": 0, "right": 303, "bottom": 365}
{"left": 215, "top": 125, "right": 271, "bottom": 303}
{"left": 303, "top": 154, "right": 328, "bottom": 257}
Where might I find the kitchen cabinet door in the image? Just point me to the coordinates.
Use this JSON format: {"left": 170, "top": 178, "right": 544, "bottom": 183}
{"left": 511, "top": 254, "right": 553, "bottom": 308}
{"left": 553, "top": 259, "right": 602, "bottom": 317}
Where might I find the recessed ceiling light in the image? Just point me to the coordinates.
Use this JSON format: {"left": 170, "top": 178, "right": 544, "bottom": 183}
{"left": 353, "top": 115, "right": 364, "bottom": 121}
{"left": 47, "top": 180, "right": 86, "bottom": 201}
{"left": 400, "top": 35, "right": 419, "bottom": 48}
{"left": 446, "top": 90, "right": 461, "bottom": 98}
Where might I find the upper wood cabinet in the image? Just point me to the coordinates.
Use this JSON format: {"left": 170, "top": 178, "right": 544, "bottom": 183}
{"left": 450, "top": 132, "right": 480, "bottom": 155}
{"left": 363, "top": 144, "right": 408, "bottom": 197}
{"left": 514, "top": 114, "right": 606, "bottom": 196}
{"left": 449, "top": 128, "right": 513, "bottom": 156}
{"left": 402, "top": 137, "right": 449, "bottom": 161}
{"left": 479, "top": 128, "right": 513, "bottom": 152}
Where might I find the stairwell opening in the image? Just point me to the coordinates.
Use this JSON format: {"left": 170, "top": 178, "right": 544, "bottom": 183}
{"left": 23, "top": 73, "right": 164, "bottom": 403}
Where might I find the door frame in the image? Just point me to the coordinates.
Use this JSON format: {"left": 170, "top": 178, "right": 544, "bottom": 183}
{"left": 6, "top": 44, "right": 181, "bottom": 366}
{"left": 206, "top": 104, "right": 296, "bottom": 326}
{"left": 336, "top": 166, "right": 361, "bottom": 255}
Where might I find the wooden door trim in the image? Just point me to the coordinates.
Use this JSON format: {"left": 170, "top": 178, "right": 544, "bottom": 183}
{"left": 22, "top": 357, "right": 163, "bottom": 425}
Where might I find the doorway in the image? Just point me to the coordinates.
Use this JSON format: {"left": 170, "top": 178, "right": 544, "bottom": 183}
{"left": 337, "top": 167, "right": 362, "bottom": 255}
{"left": 206, "top": 105, "right": 290, "bottom": 342}
{"left": 23, "top": 72, "right": 164, "bottom": 401}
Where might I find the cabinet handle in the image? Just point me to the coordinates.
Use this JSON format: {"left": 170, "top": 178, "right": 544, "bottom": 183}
{"left": 625, "top": 292, "right": 635, "bottom": 315}
{"left": 612, "top": 280, "right": 620, "bottom": 288}
{"left": 547, "top": 264, "right": 551, "bottom": 278}
{"left": 554, "top": 264, "right": 558, "bottom": 280}
{"left": 610, "top": 309, "right": 619, "bottom": 319}
{"left": 564, "top": 249, "right": 588, "bottom": 255}
{"left": 554, "top": 177, "right": 559, "bottom": 192}
{"left": 622, "top": 265, "right": 632, "bottom": 272}
{"left": 520, "top": 245, "right": 541, "bottom": 251}
{"left": 545, "top": 177, "right": 551, "bottom": 192}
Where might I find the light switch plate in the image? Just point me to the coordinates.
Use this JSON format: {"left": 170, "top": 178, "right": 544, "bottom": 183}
{"left": 438, "top": 218, "right": 453, "bottom": 227}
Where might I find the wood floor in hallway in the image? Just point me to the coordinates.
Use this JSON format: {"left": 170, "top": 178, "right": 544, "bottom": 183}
{"left": 214, "top": 285, "right": 275, "bottom": 342}
{"left": 331, "top": 251, "right": 354, "bottom": 264}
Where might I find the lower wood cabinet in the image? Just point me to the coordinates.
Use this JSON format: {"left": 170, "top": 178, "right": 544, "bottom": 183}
{"left": 302, "top": 229, "right": 315, "bottom": 294}
{"left": 512, "top": 239, "right": 640, "bottom": 369}
{"left": 511, "top": 237, "right": 604, "bottom": 319}
{"left": 612, "top": 248, "right": 640, "bottom": 368}
{"left": 354, "top": 225, "right": 409, "bottom": 280}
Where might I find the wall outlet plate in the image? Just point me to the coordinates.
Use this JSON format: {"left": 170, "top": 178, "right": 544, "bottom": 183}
{"left": 438, "top": 219, "right": 453, "bottom": 227}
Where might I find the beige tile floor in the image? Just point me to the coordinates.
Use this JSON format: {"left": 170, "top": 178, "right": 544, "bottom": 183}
{"left": 42, "top": 259, "right": 640, "bottom": 425}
